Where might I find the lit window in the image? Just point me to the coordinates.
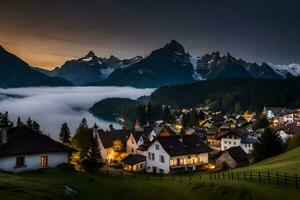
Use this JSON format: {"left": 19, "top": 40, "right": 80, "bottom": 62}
{"left": 16, "top": 156, "right": 25, "bottom": 167}
{"left": 40, "top": 156, "right": 48, "bottom": 168}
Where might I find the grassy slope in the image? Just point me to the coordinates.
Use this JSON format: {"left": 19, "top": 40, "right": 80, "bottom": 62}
{"left": 0, "top": 170, "right": 299, "bottom": 200}
{"left": 234, "top": 146, "right": 300, "bottom": 174}
{"left": 1, "top": 148, "right": 300, "bottom": 200}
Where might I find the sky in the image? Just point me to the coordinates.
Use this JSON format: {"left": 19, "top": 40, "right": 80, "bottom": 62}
{"left": 0, "top": 0, "right": 299, "bottom": 69}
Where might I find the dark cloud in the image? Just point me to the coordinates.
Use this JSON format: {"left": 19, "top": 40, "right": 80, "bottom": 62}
{"left": 0, "top": 0, "right": 299, "bottom": 68}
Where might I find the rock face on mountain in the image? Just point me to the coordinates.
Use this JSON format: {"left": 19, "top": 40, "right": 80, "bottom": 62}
{"left": 36, "top": 52, "right": 143, "bottom": 85}
{"left": 192, "top": 52, "right": 284, "bottom": 80}
{"left": 0, "top": 45, "right": 72, "bottom": 88}
{"left": 90, "top": 40, "right": 195, "bottom": 88}
{"left": 54, "top": 51, "right": 113, "bottom": 85}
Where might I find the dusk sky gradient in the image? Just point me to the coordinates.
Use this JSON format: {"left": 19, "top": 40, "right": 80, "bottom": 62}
{"left": 0, "top": 0, "right": 299, "bottom": 69}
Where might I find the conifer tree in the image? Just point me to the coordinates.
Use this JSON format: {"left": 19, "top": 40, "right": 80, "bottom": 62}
{"left": 59, "top": 122, "right": 71, "bottom": 143}
{"left": 252, "top": 127, "right": 284, "bottom": 162}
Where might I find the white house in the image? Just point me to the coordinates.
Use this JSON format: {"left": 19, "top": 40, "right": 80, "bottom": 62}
{"left": 146, "top": 135, "right": 212, "bottom": 174}
{"left": 218, "top": 128, "right": 257, "bottom": 154}
{"left": 0, "top": 126, "right": 74, "bottom": 172}
{"left": 126, "top": 131, "right": 144, "bottom": 155}
{"left": 263, "top": 107, "right": 294, "bottom": 125}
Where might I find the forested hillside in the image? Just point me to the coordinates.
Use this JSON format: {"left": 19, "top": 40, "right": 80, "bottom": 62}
{"left": 150, "top": 78, "right": 300, "bottom": 112}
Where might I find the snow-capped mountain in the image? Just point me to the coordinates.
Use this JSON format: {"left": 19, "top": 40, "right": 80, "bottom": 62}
{"left": 37, "top": 52, "right": 143, "bottom": 85}
{"left": 54, "top": 51, "right": 112, "bottom": 85}
{"left": 269, "top": 63, "right": 300, "bottom": 78}
{"left": 190, "top": 52, "right": 284, "bottom": 80}
{"left": 90, "top": 40, "right": 195, "bottom": 88}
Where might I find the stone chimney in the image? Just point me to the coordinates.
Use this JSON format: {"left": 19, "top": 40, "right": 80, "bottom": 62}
{"left": 0, "top": 120, "right": 8, "bottom": 145}
{"left": 93, "top": 123, "right": 98, "bottom": 138}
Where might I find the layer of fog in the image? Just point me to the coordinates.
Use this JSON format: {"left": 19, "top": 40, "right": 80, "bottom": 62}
{"left": 0, "top": 86, "right": 154, "bottom": 140}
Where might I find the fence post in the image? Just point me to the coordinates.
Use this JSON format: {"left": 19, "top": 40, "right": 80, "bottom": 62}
{"left": 284, "top": 173, "right": 287, "bottom": 187}
{"left": 223, "top": 172, "right": 225, "bottom": 179}
{"left": 214, "top": 173, "right": 217, "bottom": 179}
{"left": 121, "top": 171, "right": 123, "bottom": 178}
{"left": 228, "top": 172, "right": 230, "bottom": 179}
{"left": 276, "top": 172, "right": 279, "bottom": 185}
{"left": 268, "top": 171, "right": 270, "bottom": 183}
{"left": 259, "top": 172, "right": 261, "bottom": 183}
{"left": 295, "top": 174, "right": 298, "bottom": 189}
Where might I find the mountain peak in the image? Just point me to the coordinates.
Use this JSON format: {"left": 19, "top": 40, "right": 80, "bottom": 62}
{"left": 85, "top": 50, "right": 96, "bottom": 58}
{"left": 166, "top": 40, "right": 184, "bottom": 51}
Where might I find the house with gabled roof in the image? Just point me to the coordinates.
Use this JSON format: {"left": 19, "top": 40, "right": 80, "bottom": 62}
{"left": 95, "top": 128, "right": 131, "bottom": 163}
{"left": 217, "top": 128, "right": 257, "bottom": 154}
{"left": 0, "top": 126, "right": 75, "bottom": 172}
{"left": 146, "top": 134, "right": 212, "bottom": 174}
{"left": 126, "top": 130, "right": 144, "bottom": 155}
{"left": 216, "top": 146, "right": 249, "bottom": 168}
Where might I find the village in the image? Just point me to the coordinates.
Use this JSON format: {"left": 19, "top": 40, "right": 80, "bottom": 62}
{"left": 0, "top": 106, "right": 299, "bottom": 174}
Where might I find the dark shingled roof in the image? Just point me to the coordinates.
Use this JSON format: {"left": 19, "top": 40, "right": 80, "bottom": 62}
{"left": 218, "top": 128, "right": 248, "bottom": 139}
{"left": 218, "top": 128, "right": 257, "bottom": 144}
{"left": 121, "top": 154, "right": 146, "bottom": 165}
{"left": 132, "top": 131, "right": 144, "bottom": 142}
{"left": 98, "top": 129, "right": 130, "bottom": 148}
{"left": 143, "top": 125, "right": 153, "bottom": 137}
{"left": 226, "top": 146, "right": 248, "bottom": 162}
{"left": 0, "top": 126, "right": 75, "bottom": 157}
{"left": 156, "top": 135, "right": 213, "bottom": 156}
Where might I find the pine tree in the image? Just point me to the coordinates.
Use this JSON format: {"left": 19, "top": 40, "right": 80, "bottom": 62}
{"left": 26, "top": 117, "right": 33, "bottom": 129}
{"left": 234, "top": 102, "right": 241, "bottom": 114}
{"left": 255, "top": 113, "right": 269, "bottom": 130}
{"left": 17, "top": 117, "right": 23, "bottom": 127}
{"left": 252, "top": 127, "right": 284, "bottom": 162}
{"left": 32, "top": 121, "right": 41, "bottom": 133}
{"left": 82, "top": 136, "right": 102, "bottom": 171}
{"left": 181, "top": 113, "right": 188, "bottom": 129}
{"left": 162, "top": 106, "right": 173, "bottom": 123}
{"left": 71, "top": 118, "right": 93, "bottom": 160}
{"left": 59, "top": 122, "right": 71, "bottom": 143}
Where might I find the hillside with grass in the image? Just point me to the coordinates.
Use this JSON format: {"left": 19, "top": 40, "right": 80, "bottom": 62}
{"left": 0, "top": 170, "right": 300, "bottom": 200}
{"left": 1, "top": 148, "right": 300, "bottom": 200}
{"left": 234, "top": 146, "right": 300, "bottom": 174}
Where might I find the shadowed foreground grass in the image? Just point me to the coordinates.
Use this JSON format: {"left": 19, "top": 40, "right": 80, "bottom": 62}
{"left": 0, "top": 170, "right": 299, "bottom": 200}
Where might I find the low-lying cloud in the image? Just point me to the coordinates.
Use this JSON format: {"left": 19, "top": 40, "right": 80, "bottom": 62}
{"left": 0, "top": 86, "right": 154, "bottom": 140}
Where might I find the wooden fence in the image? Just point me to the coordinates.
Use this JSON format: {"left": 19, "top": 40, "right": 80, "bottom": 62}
{"left": 98, "top": 170, "right": 300, "bottom": 189}
{"left": 208, "top": 171, "right": 300, "bottom": 189}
